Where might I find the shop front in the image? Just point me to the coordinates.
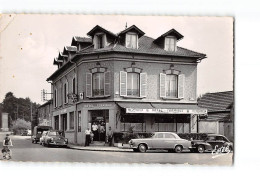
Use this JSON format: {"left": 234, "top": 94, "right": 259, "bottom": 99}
{"left": 116, "top": 102, "right": 207, "bottom": 134}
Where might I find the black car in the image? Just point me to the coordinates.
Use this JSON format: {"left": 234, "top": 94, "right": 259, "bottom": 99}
{"left": 190, "top": 134, "right": 233, "bottom": 153}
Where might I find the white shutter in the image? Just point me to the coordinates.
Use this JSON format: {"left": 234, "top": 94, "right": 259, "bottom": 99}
{"left": 93, "top": 35, "right": 98, "bottom": 49}
{"left": 86, "top": 73, "right": 92, "bottom": 97}
{"left": 160, "top": 73, "right": 166, "bottom": 98}
{"left": 104, "top": 71, "right": 110, "bottom": 96}
{"left": 140, "top": 73, "right": 147, "bottom": 97}
{"left": 178, "top": 74, "right": 185, "bottom": 98}
{"left": 120, "top": 71, "right": 127, "bottom": 96}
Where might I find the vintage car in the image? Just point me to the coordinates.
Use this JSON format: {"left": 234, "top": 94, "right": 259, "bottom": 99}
{"left": 39, "top": 131, "right": 48, "bottom": 145}
{"left": 32, "top": 126, "right": 52, "bottom": 143}
{"left": 42, "top": 130, "right": 68, "bottom": 147}
{"left": 128, "top": 132, "right": 191, "bottom": 153}
{"left": 190, "top": 134, "right": 233, "bottom": 153}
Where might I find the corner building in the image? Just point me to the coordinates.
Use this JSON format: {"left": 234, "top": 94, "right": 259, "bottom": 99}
{"left": 47, "top": 25, "right": 207, "bottom": 145}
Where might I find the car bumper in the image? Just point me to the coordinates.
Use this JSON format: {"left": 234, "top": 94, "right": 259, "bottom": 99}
{"left": 48, "top": 142, "right": 68, "bottom": 146}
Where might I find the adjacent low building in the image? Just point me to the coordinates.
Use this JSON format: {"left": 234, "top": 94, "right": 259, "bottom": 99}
{"left": 38, "top": 99, "right": 53, "bottom": 126}
{"left": 46, "top": 25, "right": 207, "bottom": 145}
{"left": 198, "top": 91, "right": 234, "bottom": 141}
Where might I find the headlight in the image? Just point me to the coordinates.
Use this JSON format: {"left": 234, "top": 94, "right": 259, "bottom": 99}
{"left": 129, "top": 140, "right": 133, "bottom": 144}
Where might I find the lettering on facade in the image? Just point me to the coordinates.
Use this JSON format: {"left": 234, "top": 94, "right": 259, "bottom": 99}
{"left": 84, "top": 104, "right": 112, "bottom": 108}
{"left": 126, "top": 108, "right": 207, "bottom": 115}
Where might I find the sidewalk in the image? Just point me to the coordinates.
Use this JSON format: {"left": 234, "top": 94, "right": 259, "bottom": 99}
{"left": 67, "top": 143, "right": 133, "bottom": 152}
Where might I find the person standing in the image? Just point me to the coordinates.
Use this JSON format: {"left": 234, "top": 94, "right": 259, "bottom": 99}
{"left": 92, "top": 122, "right": 98, "bottom": 141}
{"left": 107, "top": 127, "right": 113, "bottom": 146}
{"left": 85, "top": 128, "right": 91, "bottom": 146}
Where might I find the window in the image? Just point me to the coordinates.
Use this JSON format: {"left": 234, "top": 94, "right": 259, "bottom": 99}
{"left": 165, "top": 36, "right": 176, "bottom": 51}
{"left": 93, "top": 72, "right": 104, "bottom": 96}
{"left": 127, "top": 72, "right": 139, "bottom": 96}
{"left": 165, "top": 133, "right": 176, "bottom": 139}
{"left": 54, "top": 89, "right": 57, "bottom": 107}
{"left": 155, "top": 133, "right": 164, "bottom": 138}
{"left": 166, "top": 74, "right": 178, "bottom": 98}
{"left": 94, "top": 34, "right": 106, "bottom": 49}
{"left": 160, "top": 73, "right": 185, "bottom": 99}
{"left": 64, "top": 82, "right": 68, "bottom": 104}
{"left": 69, "top": 111, "right": 74, "bottom": 130}
{"left": 78, "top": 111, "right": 81, "bottom": 132}
{"left": 126, "top": 33, "right": 138, "bottom": 49}
{"left": 72, "top": 77, "right": 76, "bottom": 94}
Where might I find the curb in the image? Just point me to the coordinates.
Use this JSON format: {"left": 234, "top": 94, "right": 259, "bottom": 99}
{"left": 67, "top": 145, "right": 133, "bottom": 152}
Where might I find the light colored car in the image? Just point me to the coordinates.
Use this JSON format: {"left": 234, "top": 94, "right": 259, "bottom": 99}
{"left": 42, "top": 130, "right": 68, "bottom": 147}
{"left": 129, "top": 132, "right": 191, "bottom": 153}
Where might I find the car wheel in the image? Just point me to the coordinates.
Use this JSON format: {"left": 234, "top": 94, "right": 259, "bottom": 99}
{"left": 197, "top": 145, "right": 205, "bottom": 153}
{"left": 138, "top": 144, "right": 147, "bottom": 153}
{"left": 175, "top": 145, "right": 183, "bottom": 153}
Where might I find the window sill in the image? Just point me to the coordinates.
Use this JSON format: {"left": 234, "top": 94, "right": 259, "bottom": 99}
{"left": 122, "top": 96, "right": 145, "bottom": 99}
{"left": 162, "top": 97, "right": 183, "bottom": 100}
{"left": 88, "top": 95, "right": 110, "bottom": 99}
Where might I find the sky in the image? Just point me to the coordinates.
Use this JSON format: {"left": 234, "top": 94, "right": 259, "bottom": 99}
{"left": 0, "top": 15, "right": 233, "bottom": 104}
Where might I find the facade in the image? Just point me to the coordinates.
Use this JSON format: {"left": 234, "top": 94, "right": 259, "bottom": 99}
{"left": 47, "top": 25, "right": 207, "bottom": 145}
{"left": 38, "top": 99, "right": 53, "bottom": 126}
{"left": 198, "top": 91, "right": 234, "bottom": 141}
{"left": 0, "top": 112, "right": 9, "bottom": 132}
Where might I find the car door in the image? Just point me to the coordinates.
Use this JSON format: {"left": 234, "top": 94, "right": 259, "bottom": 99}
{"left": 151, "top": 133, "right": 165, "bottom": 149}
{"left": 206, "top": 136, "right": 218, "bottom": 150}
{"left": 215, "top": 136, "right": 226, "bottom": 149}
{"left": 164, "top": 133, "right": 177, "bottom": 149}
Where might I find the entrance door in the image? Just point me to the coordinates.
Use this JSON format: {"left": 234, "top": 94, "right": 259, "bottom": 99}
{"left": 61, "top": 114, "right": 67, "bottom": 131}
{"left": 54, "top": 116, "right": 59, "bottom": 130}
{"left": 90, "top": 110, "right": 108, "bottom": 142}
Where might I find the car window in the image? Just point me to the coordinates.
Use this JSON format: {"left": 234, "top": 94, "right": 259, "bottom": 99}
{"left": 49, "top": 131, "right": 58, "bottom": 136}
{"left": 207, "top": 136, "right": 216, "bottom": 141}
{"left": 216, "top": 136, "right": 226, "bottom": 141}
{"left": 155, "top": 133, "right": 164, "bottom": 138}
{"left": 165, "top": 133, "right": 176, "bottom": 139}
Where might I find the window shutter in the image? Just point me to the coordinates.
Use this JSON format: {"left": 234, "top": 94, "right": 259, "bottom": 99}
{"left": 160, "top": 73, "right": 166, "bottom": 98}
{"left": 140, "top": 73, "right": 147, "bottom": 97}
{"left": 104, "top": 71, "right": 110, "bottom": 96}
{"left": 93, "top": 35, "right": 98, "bottom": 49}
{"left": 178, "top": 74, "right": 185, "bottom": 98}
{"left": 102, "top": 34, "right": 107, "bottom": 47}
{"left": 120, "top": 71, "right": 127, "bottom": 96}
{"left": 66, "top": 82, "right": 68, "bottom": 103}
{"left": 86, "top": 73, "right": 92, "bottom": 97}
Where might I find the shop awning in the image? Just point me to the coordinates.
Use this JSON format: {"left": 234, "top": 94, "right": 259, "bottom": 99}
{"left": 117, "top": 102, "right": 207, "bottom": 115}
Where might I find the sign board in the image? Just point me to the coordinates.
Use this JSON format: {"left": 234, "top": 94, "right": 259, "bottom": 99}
{"left": 84, "top": 103, "right": 112, "bottom": 108}
{"left": 126, "top": 108, "right": 207, "bottom": 115}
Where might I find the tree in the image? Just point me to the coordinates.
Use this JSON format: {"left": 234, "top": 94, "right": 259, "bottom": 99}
{"left": 11, "top": 118, "right": 31, "bottom": 134}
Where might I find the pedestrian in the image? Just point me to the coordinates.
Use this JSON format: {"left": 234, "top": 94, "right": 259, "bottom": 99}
{"left": 90, "top": 131, "right": 94, "bottom": 143}
{"left": 85, "top": 128, "right": 91, "bottom": 146}
{"left": 92, "top": 122, "right": 98, "bottom": 141}
{"left": 107, "top": 127, "right": 113, "bottom": 146}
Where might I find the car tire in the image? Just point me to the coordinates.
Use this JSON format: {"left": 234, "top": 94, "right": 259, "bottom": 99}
{"left": 197, "top": 145, "right": 205, "bottom": 153}
{"left": 175, "top": 145, "right": 183, "bottom": 153}
{"left": 138, "top": 144, "right": 147, "bottom": 153}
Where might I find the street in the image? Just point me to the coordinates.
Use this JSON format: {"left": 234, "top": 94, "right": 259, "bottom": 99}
{"left": 0, "top": 134, "right": 233, "bottom": 165}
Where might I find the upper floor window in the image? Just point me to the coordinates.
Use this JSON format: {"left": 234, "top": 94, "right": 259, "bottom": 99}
{"left": 93, "top": 72, "right": 105, "bottom": 96}
{"left": 160, "top": 70, "right": 185, "bottom": 99}
{"left": 164, "top": 36, "right": 176, "bottom": 51}
{"left": 54, "top": 89, "right": 57, "bottom": 108}
{"left": 120, "top": 67, "right": 147, "bottom": 98}
{"left": 126, "top": 33, "right": 138, "bottom": 49}
{"left": 63, "top": 82, "right": 68, "bottom": 104}
{"left": 86, "top": 67, "right": 110, "bottom": 98}
{"left": 166, "top": 74, "right": 178, "bottom": 98}
{"left": 94, "top": 34, "right": 106, "bottom": 49}
{"left": 72, "top": 77, "right": 76, "bottom": 94}
{"left": 127, "top": 72, "right": 140, "bottom": 96}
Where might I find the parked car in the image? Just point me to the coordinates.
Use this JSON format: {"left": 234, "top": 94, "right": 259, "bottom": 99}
{"left": 190, "top": 134, "right": 233, "bottom": 153}
{"left": 39, "top": 131, "right": 49, "bottom": 145}
{"left": 128, "top": 132, "right": 191, "bottom": 153}
{"left": 42, "top": 130, "right": 68, "bottom": 147}
{"left": 21, "top": 130, "right": 28, "bottom": 136}
{"left": 31, "top": 126, "right": 52, "bottom": 143}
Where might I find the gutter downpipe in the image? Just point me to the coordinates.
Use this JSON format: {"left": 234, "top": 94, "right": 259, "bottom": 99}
{"left": 69, "top": 58, "right": 78, "bottom": 144}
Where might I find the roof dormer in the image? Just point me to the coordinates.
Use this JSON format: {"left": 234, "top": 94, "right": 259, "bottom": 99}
{"left": 63, "top": 46, "right": 77, "bottom": 59}
{"left": 87, "top": 25, "right": 117, "bottom": 49}
{"left": 118, "top": 25, "right": 145, "bottom": 49}
{"left": 71, "top": 36, "right": 92, "bottom": 51}
{"left": 154, "top": 28, "right": 183, "bottom": 52}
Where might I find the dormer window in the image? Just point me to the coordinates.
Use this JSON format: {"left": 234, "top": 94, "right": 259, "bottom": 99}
{"left": 165, "top": 36, "right": 177, "bottom": 51}
{"left": 94, "top": 33, "right": 107, "bottom": 49}
{"left": 126, "top": 33, "right": 138, "bottom": 49}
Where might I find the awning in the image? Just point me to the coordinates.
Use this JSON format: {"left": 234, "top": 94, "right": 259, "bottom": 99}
{"left": 117, "top": 102, "right": 207, "bottom": 115}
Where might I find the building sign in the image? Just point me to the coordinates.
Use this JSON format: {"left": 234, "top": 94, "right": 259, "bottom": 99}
{"left": 126, "top": 108, "right": 207, "bottom": 115}
{"left": 84, "top": 103, "right": 113, "bottom": 108}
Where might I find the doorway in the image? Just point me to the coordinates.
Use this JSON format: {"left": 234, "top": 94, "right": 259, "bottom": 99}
{"left": 61, "top": 114, "right": 67, "bottom": 131}
{"left": 90, "top": 110, "right": 109, "bottom": 141}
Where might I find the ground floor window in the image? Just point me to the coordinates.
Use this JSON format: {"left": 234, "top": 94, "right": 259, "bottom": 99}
{"left": 120, "top": 114, "right": 145, "bottom": 132}
{"left": 69, "top": 111, "right": 74, "bottom": 130}
{"left": 61, "top": 113, "right": 67, "bottom": 131}
{"left": 78, "top": 111, "right": 81, "bottom": 132}
{"left": 54, "top": 115, "right": 59, "bottom": 130}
